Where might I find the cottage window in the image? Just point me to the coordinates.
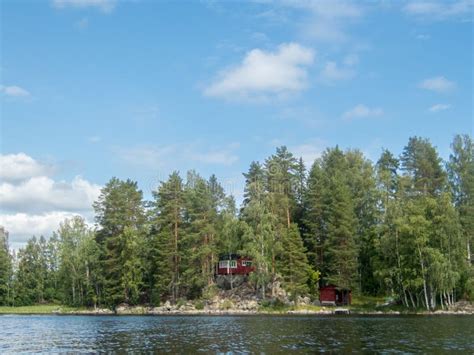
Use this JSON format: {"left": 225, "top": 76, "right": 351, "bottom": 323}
{"left": 219, "top": 260, "right": 229, "bottom": 269}
{"left": 230, "top": 260, "right": 237, "bottom": 268}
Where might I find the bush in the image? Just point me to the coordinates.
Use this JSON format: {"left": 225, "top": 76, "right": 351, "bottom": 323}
{"left": 194, "top": 300, "right": 205, "bottom": 310}
{"left": 202, "top": 285, "right": 218, "bottom": 301}
{"left": 220, "top": 299, "right": 234, "bottom": 310}
{"left": 260, "top": 298, "right": 289, "bottom": 312}
{"left": 176, "top": 298, "right": 186, "bottom": 309}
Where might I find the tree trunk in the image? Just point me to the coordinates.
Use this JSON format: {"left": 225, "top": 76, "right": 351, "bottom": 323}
{"left": 286, "top": 207, "right": 291, "bottom": 228}
{"left": 173, "top": 209, "right": 179, "bottom": 303}
{"left": 418, "top": 247, "right": 430, "bottom": 311}
{"left": 468, "top": 239, "right": 471, "bottom": 264}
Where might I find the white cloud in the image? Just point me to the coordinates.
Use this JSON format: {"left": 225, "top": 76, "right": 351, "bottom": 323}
{"left": 281, "top": 0, "right": 363, "bottom": 42}
{"left": 0, "top": 85, "right": 30, "bottom": 97}
{"left": 52, "top": 0, "right": 116, "bottom": 13}
{"left": 419, "top": 76, "right": 456, "bottom": 93}
{"left": 204, "top": 43, "right": 315, "bottom": 101}
{"left": 343, "top": 104, "right": 384, "bottom": 120}
{"left": 0, "top": 212, "right": 84, "bottom": 247}
{"left": 0, "top": 153, "right": 54, "bottom": 182}
{"left": 320, "top": 61, "right": 355, "bottom": 83}
{"left": 0, "top": 153, "right": 100, "bottom": 249}
{"left": 403, "top": 1, "right": 473, "bottom": 20}
{"left": 0, "top": 176, "right": 101, "bottom": 214}
{"left": 429, "top": 103, "right": 451, "bottom": 112}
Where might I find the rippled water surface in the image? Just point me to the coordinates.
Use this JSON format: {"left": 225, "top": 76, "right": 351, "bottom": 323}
{"left": 1, "top": 314, "right": 473, "bottom": 353}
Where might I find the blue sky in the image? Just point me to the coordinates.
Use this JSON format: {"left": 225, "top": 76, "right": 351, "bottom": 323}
{"left": 1, "top": 0, "right": 473, "bottom": 248}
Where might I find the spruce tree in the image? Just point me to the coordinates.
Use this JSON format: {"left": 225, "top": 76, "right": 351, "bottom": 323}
{"left": 94, "top": 178, "right": 146, "bottom": 307}
{"left": 324, "top": 170, "right": 358, "bottom": 290}
{"left": 279, "top": 224, "right": 310, "bottom": 301}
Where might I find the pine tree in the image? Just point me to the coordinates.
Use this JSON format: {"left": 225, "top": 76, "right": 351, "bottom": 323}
{"left": 181, "top": 171, "right": 217, "bottom": 298}
{"left": 150, "top": 172, "right": 185, "bottom": 303}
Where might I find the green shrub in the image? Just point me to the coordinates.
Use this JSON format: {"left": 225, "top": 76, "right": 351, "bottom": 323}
{"left": 202, "top": 285, "right": 218, "bottom": 301}
{"left": 220, "top": 299, "right": 234, "bottom": 310}
{"left": 176, "top": 298, "right": 186, "bottom": 308}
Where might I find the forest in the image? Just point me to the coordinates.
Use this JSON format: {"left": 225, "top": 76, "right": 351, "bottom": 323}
{"left": 0, "top": 134, "right": 472, "bottom": 311}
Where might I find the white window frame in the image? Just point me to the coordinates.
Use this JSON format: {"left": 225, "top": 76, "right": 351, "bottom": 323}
{"left": 219, "top": 260, "right": 229, "bottom": 269}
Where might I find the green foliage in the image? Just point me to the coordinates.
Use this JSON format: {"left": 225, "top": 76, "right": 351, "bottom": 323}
{"left": 220, "top": 299, "right": 234, "bottom": 310}
{"left": 307, "top": 268, "right": 321, "bottom": 297}
{"left": 0, "top": 231, "right": 12, "bottom": 305}
{"left": 279, "top": 224, "right": 310, "bottom": 300}
{"left": 57, "top": 217, "right": 100, "bottom": 307}
{"left": 94, "top": 178, "right": 146, "bottom": 307}
{"left": 6, "top": 134, "right": 473, "bottom": 311}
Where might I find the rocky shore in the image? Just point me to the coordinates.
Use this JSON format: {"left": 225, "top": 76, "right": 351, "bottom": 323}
{"left": 62, "top": 299, "right": 474, "bottom": 316}
{"left": 4, "top": 284, "right": 473, "bottom": 316}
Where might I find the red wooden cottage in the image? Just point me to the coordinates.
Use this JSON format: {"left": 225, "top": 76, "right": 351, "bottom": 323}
{"left": 319, "top": 285, "right": 352, "bottom": 306}
{"left": 217, "top": 254, "right": 254, "bottom": 275}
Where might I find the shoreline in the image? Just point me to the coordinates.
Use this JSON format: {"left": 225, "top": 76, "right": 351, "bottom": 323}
{"left": 1, "top": 305, "right": 473, "bottom": 316}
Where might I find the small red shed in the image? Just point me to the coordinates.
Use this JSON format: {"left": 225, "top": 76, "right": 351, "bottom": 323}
{"left": 319, "top": 285, "right": 352, "bottom": 306}
{"left": 217, "top": 254, "right": 254, "bottom": 275}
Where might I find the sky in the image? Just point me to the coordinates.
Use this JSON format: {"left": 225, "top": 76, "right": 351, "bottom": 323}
{"left": 1, "top": 0, "right": 473, "bottom": 249}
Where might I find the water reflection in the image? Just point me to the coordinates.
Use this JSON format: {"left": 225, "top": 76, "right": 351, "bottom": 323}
{"left": 0, "top": 315, "right": 473, "bottom": 353}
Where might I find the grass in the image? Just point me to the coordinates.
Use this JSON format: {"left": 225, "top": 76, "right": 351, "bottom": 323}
{"left": 349, "top": 294, "right": 386, "bottom": 310}
{"left": 258, "top": 299, "right": 326, "bottom": 313}
{"left": 0, "top": 304, "right": 84, "bottom": 314}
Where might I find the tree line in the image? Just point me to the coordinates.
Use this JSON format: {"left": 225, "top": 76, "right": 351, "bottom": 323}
{"left": 0, "top": 134, "right": 472, "bottom": 310}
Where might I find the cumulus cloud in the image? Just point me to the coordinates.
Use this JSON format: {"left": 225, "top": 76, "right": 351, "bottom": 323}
{"left": 0, "top": 153, "right": 54, "bottom": 182}
{"left": 429, "top": 103, "right": 451, "bottom": 112}
{"left": 403, "top": 1, "right": 473, "bottom": 20}
{"left": 0, "top": 153, "right": 100, "bottom": 249}
{"left": 0, "top": 176, "right": 101, "bottom": 214}
{"left": 0, "top": 212, "right": 86, "bottom": 247}
{"left": 419, "top": 76, "right": 456, "bottom": 93}
{"left": 52, "top": 0, "right": 116, "bottom": 13}
{"left": 0, "top": 85, "right": 30, "bottom": 97}
{"left": 343, "top": 104, "right": 384, "bottom": 120}
{"left": 204, "top": 43, "right": 315, "bottom": 101}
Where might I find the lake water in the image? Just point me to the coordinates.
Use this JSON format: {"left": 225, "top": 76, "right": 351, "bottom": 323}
{"left": 1, "top": 314, "right": 473, "bottom": 353}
